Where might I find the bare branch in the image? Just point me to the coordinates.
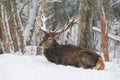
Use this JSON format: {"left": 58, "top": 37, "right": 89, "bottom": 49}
{"left": 110, "top": 0, "right": 120, "bottom": 7}
{"left": 18, "top": 0, "right": 29, "bottom": 30}
{"left": 93, "top": 27, "right": 120, "bottom": 42}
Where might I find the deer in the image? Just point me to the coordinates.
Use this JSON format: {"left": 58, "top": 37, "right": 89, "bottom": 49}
{"left": 35, "top": 14, "right": 105, "bottom": 70}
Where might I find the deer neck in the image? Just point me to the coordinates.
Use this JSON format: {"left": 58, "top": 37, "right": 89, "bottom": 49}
{"left": 45, "top": 40, "right": 59, "bottom": 51}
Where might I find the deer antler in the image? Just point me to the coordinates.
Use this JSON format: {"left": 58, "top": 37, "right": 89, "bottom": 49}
{"left": 54, "top": 17, "right": 78, "bottom": 34}
{"left": 35, "top": 14, "right": 54, "bottom": 33}
{"left": 36, "top": 14, "right": 78, "bottom": 34}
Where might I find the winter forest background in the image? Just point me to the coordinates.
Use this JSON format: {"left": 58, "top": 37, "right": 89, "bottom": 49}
{"left": 0, "top": 0, "right": 120, "bottom": 63}
{"left": 0, "top": 0, "right": 120, "bottom": 80}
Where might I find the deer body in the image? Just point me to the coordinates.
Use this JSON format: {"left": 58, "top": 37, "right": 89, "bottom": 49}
{"left": 41, "top": 34, "right": 104, "bottom": 69}
{"left": 36, "top": 14, "right": 105, "bottom": 70}
{"left": 44, "top": 39, "right": 82, "bottom": 66}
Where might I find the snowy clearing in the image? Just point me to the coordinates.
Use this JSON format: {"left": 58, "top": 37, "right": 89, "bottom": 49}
{"left": 0, "top": 54, "right": 120, "bottom": 80}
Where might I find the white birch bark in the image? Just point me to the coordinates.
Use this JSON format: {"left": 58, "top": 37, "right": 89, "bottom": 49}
{"left": 17, "top": 0, "right": 29, "bottom": 31}
{"left": 4, "top": 8, "right": 14, "bottom": 52}
{"left": 11, "top": 1, "right": 21, "bottom": 52}
{"left": 1, "top": 4, "right": 10, "bottom": 53}
{"left": 23, "top": 0, "right": 40, "bottom": 46}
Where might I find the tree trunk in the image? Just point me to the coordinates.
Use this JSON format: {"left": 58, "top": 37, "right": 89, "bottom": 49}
{"left": 24, "top": 0, "right": 40, "bottom": 46}
{"left": 3, "top": 0, "right": 19, "bottom": 52}
{"left": 36, "top": 0, "right": 47, "bottom": 55}
{"left": 0, "top": 15, "right": 4, "bottom": 54}
{"left": 0, "top": 1, "right": 10, "bottom": 53}
{"left": 42, "top": 0, "right": 47, "bottom": 15}
{"left": 0, "top": 0, "right": 25, "bottom": 53}
{"left": 53, "top": 1, "right": 59, "bottom": 30}
{"left": 9, "top": 0, "right": 19, "bottom": 52}
{"left": 98, "top": 0, "right": 109, "bottom": 61}
{"left": 77, "top": 0, "right": 95, "bottom": 49}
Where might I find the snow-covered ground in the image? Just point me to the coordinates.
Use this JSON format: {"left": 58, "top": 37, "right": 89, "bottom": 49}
{"left": 0, "top": 54, "right": 120, "bottom": 80}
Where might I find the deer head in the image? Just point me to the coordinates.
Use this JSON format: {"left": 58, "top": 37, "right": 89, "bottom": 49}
{"left": 35, "top": 14, "right": 78, "bottom": 49}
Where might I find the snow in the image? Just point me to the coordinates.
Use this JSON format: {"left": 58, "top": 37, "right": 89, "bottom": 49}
{"left": 24, "top": 46, "right": 37, "bottom": 55}
{"left": 0, "top": 54, "right": 120, "bottom": 80}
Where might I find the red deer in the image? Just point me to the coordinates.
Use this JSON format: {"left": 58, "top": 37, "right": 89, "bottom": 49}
{"left": 35, "top": 14, "right": 105, "bottom": 70}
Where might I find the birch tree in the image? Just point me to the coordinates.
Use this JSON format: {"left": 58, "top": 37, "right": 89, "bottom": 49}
{"left": 36, "top": 0, "right": 47, "bottom": 55}
{"left": 23, "top": 0, "right": 40, "bottom": 46}
{"left": 0, "top": 0, "right": 13, "bottom": 53}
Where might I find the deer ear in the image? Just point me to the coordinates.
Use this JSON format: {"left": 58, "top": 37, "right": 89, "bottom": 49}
{"left": 44, "top": 33, "right": 49, "bottom": 36}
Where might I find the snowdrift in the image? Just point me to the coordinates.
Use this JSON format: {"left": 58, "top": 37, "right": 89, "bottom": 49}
{"left": 0, "top": 54, "right": 120, "bottom": 80}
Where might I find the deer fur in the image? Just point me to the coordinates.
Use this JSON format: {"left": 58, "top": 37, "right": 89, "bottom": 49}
{"left": 36, "top": 14, "right": 105, "bottom": 70}
{"left": 39, "top": 33, "right": 105, "bottom": 70}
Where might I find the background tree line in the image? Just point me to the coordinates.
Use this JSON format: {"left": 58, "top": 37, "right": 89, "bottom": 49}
{"left": 0, "top": 0, "right": 120, "bottom": 62}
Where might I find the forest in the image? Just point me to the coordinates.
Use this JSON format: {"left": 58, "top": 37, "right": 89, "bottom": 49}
{"left": 0, "top": 0, "right": 120, "bottom": 80}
